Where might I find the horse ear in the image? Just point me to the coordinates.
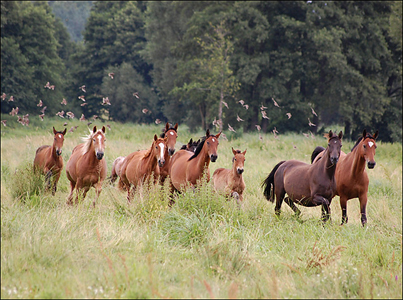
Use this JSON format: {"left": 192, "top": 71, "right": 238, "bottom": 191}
{"left": 102, "top": 126, "right": 106, "bottom": 133}
{"left": 174, "top": 123, "right": 178, "bottom": 131}
{"left": 154, "top": 134, "right": 158, "bottom": 141}
{"left": 206, "top": 128, "right": 210, "bottom": 137}
{"left": 362, "top": 129, "right": 367, "bottom": 138}
{"left": 242, "top": 149, "right": 247, "bottom": 155}
{"left": 62, "top": 128, "right": 67, "bottom": 135}
{"left": 53, "top": 127, "right": 57, "bottom": 135}
{"left": 373, "top": 130, "right": 379, "bottom": 140}
{"left": 338, "top": 131, "right": 343, "bottom": 140}
{"left": 93, "top": 126, "right": 97, "bottom": 133}
{"left": 216, "top": 131, "right": 221, "bottom": 139}
{"left": 232, "top": 147, "right": 237, "bottom": 155}
{"left": 165, "top": 122, "right": 170, "bottom": 131}
{"left": 328, "top": 130, "right": 333, "bottom": 139}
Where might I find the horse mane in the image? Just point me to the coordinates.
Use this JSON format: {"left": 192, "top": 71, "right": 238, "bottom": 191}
{"left": 188, "top": 135, "right": 209, "bottom": 161}
{"left": 142, "top": 141, "right": 154, "bottom": 160}
{"left": 80, "top": 129, "right": 103, "bottom": 156}
{"left": 350, "top": 132, "right": 376, "bottom": 152}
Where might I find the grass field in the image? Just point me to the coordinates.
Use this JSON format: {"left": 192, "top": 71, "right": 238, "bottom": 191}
{"left": 1, "top": 116, "right": 402, "bottom": 298}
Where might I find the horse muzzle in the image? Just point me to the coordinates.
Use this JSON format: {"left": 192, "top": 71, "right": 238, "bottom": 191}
{"left": 168, "top": 148, "right": 175, "bottom": 156}
{"left": 96, "top": 152, "right": 104, "bottom": 160}
{"left": 56, "top": 149, "right": 62, "bottom": 156}
{"left": 367, "top": 161, "right": 376, "bottom": 169}
{"left": 210, "top": 154, "right": 218, "bottom": 162}
{"left": 158, "top": 159, "right": 165, "bottom": 167}
{"left": 237, "top": 168, "right": 244, "bottom": 174}
{"left": 330, "top": 157, "right": 339, "bottom": 165}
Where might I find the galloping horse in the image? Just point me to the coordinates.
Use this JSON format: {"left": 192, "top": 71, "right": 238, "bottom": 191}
{"left": 119, "top": 134, "right": 167, "bottom": 202}
{"left": 159, "top": 122, "right": 178, "bottom": 183}
{"left": 65, "top": 126, "right": 107, "bottom": 207}
{"left": 311, "top": 129, "right": 378, "bottom": 226}
{"left": 262, "top": 130, "right": 343, "bottom": 222}
{"left": 169, "top": 129, "right": 221, "bottom": 192}
{"left": 33, "top": 127, "right": 67, "bottom": 195}
{"left": 213, "top": 148, "right": 247, "bottom": 205}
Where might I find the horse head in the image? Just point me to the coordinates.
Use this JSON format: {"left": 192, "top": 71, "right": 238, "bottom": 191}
{"left": 360, "top": 129, "right": 378, "bottom": 169}
{"left": 162, "top": 122, "right": 178, "bottom": 156}
{"left": 92, "top": 126, "right": 106, "bottom": 160}
{"left": 153, "top": 134, "right": 167, "bottom": 167}
{"left": 53, "top": 127, "right": 67, "bottom": 156}
{"left": 326, "top": 130, "right": 343, "bottom": 165}
{"left": 205, "top": 129, "right": 221, "bottom": 162}
{"left": 232, "top": 147, "right": 246, "bottom": 174}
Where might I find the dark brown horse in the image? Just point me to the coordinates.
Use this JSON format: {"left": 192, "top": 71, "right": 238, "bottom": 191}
{"left": 169, "top": 129, "right": 221, "bottom": 192}
{"left": 33, "top": 127, "right": 67, "bottom": 195}
{"left": 159, "top": 122, "right": 178, "bottom": 183}
{"left": 213, "top": 147, "right": 247, "bottom": 205}
{"left": 262, "top": 130, "right": 343, "bottom": 222}
{"left": 180, "top": 138, "right": 200, "bottom": 153}
{"left": 119, "top": 134, "right": 167, "bottom": 202}
{"left": 65, "top": 126, "right": 107, "bottom": 207}
{"left": 311, "top": 129, "right": 378, "bottom": 226}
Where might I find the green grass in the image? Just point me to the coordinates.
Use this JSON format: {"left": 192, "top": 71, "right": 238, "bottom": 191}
{"left": 1, "top": 118, "right": 402, "bottom": 298}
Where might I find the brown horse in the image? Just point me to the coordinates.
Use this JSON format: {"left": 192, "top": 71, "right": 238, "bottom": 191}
{"left": 262, "top": 130, "right": 343, "bottom": 222}
{"left": 180, "top": 138, "right": 201, "bottom": 153}
{"left": 311, "top": 129, "right": 378, "bottom": 226}
{"left": 33, "top": 127, "right": 67, "bottom": 195}
{"left": 109, "top": 156, "right": 126, "bottom": 190}
{"left": 169, "top": 129, "right": 221, "bottom": 192}
{"left": 213, "top": 147, "right": 247, "bottom": 205}
{"left": 65, "top": 126, "right": 107, "bottom": 207}
{"left": 119, "top": 134, "right": 167, "bottom": 202}
{"left": 159, "top": 122, "right": 178, "bottom": 183}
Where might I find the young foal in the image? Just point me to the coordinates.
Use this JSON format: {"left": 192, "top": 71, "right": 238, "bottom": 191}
{"left": 119, "top": 134, "right": 167, "bottom": 202}
{"left": 159, "top": 123, "right": 178, "bottom": 183}
{"left": 213, "top": 148, "right": 247, "bottom": 205}
{"left": 169, "top": 129, "right": 221, "bottom": 193}
{"left": 33, "top": 127, "right": 67, "bottom": 195}
{"left": 65, "top": 126, "right": 107, "bottom": 207}
{"left": 262, "top": 130, "right": 343, "bottom": 222}
{"left": 311, "top": 129, "right": 378, "bottom": 226}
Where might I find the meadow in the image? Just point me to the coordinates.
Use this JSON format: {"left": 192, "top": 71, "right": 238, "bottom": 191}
{"left": 1, "top": 116, "right": 402, "bottom": 299}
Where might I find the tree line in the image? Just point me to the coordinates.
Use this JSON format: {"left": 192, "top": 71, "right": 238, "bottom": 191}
{"left": 1, "top": 1, "right": 401, "bottom": 142}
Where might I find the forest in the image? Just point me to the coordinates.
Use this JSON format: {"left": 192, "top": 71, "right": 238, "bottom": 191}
{"left": 1, "top": 1, "right": 402, "bottom": 142}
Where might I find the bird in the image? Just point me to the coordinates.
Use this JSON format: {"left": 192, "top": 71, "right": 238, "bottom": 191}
{"left": 142, "top": 108, "right": 149, "bottom": 114}
{"left": 303, "top": 132, "right": 309, "bottom": 138}
{"left": 68, "top": 126, "right": 78, "bottom": 133}
{"left": 1, "top": 93, "right": 6, "bottom": 101}
{"left": 61, "top": 98, "right": 67, "bottom": 105}
{"left": 222, "top": 100, "right": 229, "bottom": 109}
{"left": 79, "top": 85, "right": 86, "bottom": 93}
{"left": 37, "top": 100, "right": 43, "bottom": 107}
{"left": 40, "top": 106, "right": 47, "bottom": 114}
{"left": 8, "top": 96, "right": 14, "bottom": 102}
{"left": 310, "top": 106, "right": 318, "bottom": 117}
{"left": 79, "top": 114, "right": 86, "bottom": 121}
{"left": 243, "top": 104, "right": 249, "bottom": 110}
{"left": 220, "top": 132, "right": 228, "bottom": 141}
{"left": 39, "top": 114, "right": 45, "bottom": 121}
{"left": 308, "top": 118, "right": 316, "bottom": 127}
{"left": 108, "top": 72, "right": 114, "bottom": 79}
{"left": 63, "top": 122, "right": 68, "bottom": 126}
{"left": 273, "top": 127, "right": 279, "bottom": 134}
{"left": 9, "top": 107, "right": 19, "bottom": 116}
{"left": 106, "top": 124, "right": 111, "bottom": 130}
{"left": 87, "top": 122, "right": 92, "bottom": 126}
{"left": 236, "top": 114, "right": 244, "bottom": 122}
{"left": 260, "top": 104, "right": 268, "bottom": 111}
{"left": 1, "top": 120, "right": 7, "bottom": 126}
{"left": 56, "top": 111, "right": 65, "bottom": 118}
{"left": 133, "top": 92, "right": 139, "bottom": 99}
{"left": 228, "top": 124, "right": 236, "bottom": 132}
{"left": 261, "top": 110, "right": 269, "bottom": 119}
{"left": 155, "top": 119, "right": 161, "bottom": 125}
{"left": 80, "top": 103, "right": 88, "bottom": 107}
{"left": 66, "top": 112, "right": 75, "bottom": 119}
{"left": 286, "top": 112, "right": 292, "bottom": 119}
{"left": 78, "top": 95, "right": 85, "bottom": 102}
{"left": 92, "top": 115, "right": 98, "bottom": 120}
{"left": 49, "top": 85, "right": 55, "bottom": 90}
{"left": 255, "top": 125, "right": 261, "bottom": 131}
{"left": 44, "top": 82, "right": 51, "bottom": 89}
{"left": 102, "top": 97, "right": 111, "bottom": 105}
{"left": 272, "top": 97, "right": 280, "bottom": 108}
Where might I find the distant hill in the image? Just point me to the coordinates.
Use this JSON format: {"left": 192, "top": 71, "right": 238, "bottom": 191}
{"left": 48, "top": 1, "right": 93, "bottom": 42}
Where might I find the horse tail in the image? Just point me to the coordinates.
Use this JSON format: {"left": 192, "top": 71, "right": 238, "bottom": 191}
{"left": 311, "top": 146, "right": 326, "bottom": 164}
{"left": 261, "top": 161, "right": 285, "bottom": 202}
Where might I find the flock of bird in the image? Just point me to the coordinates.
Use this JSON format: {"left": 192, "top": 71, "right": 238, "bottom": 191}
{"left": 1, "top": 74, "right": 319, "bottom": 140}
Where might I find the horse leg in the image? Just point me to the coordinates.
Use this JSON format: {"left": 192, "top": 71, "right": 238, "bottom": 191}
{"left": 52, "top": 172, "right": 61, "bottom": 196}
{"left": 339, "top": 196, "right": 348, "bottom": 225}
{"left": 93, "top": 183, "right": 103, "bottom": 208}
{"left": 312, "top": 195, "right": 331, "bottom": 222}
{"left": 359, "top": 195, "right": 368, "bottom": 227}
{"left": 284, "top": 197, "right": 301, "bottom": 216}
{"left": 231, "top": 191, "right": 241, "bottom": 207}
{"left": 45, "top": 170, "right": 52, "bottom": 192}
{"left": 274, "top": 190, "right": 286, "bottom": 216}
{"left": 67, "top": 181, "right": 76, "bottom": 205}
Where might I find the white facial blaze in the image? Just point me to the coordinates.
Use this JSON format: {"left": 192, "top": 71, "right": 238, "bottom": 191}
{"left": 58, "top": 134, "right": 62, "bottom": 139}
{"left": 212, "top": 138, "right": 215, "bottom": 142}
{"left": 368, "top": 141, "right": 374, "bottom": 148}
{"left": 159, "top": 143, "right": 165, "bottom": 159}
{"left": 170, "top": 131, "right": 174, "bottom": 136}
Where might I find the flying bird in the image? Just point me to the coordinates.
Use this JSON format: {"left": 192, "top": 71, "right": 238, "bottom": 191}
{"left": 222, "top": 100, "right": 229, "bottom": 109}
{"left": 286, "top": 112, "right": 292, "bottom": 119}
{"left": 308, "top": 118, "right": 316, "bottom": 127}
{"left": 1, "top": 93, "right": 6, "bottom": 101}
{"left": 133, "top": 92, "right": 139, "bottom": 99}
{"left": 68, "top": 126, "right": 78, "bottom": 133}
{"left": 78, "top": 95, "right": 85, "bottom": 102}
{"left": 63, "top": 122, "right": 68, "bottom": 126}
{"left": 261, "top": 110, "right": 269, "bottom": 119}
{"left": 37, "top": 100, "right": 43, "bottom": 107}
{"left": 1, "top": 120, "right": 7, "bottom": 126}
{"left": 66, "top": 111, "right": 75, "bottom": 119}
{"left": 310, "top": 106, "right": 318, "bottom": 117}
{"left": 79, "top": 114, "right": 86, "bottom": 121}
{"left": 255, "top": 125, "right": 261, "bottom": 131}
{"left": 238, "top": 100, "right": 245, "bottom": 105}
{"left": 142, "top": 108, "right": 149, "bottom": 114}
{"left": 80, "top": 103, "right": 88, "bottom": 107}
{"left": 106, "top": 124, "right": 111, "bottom": 130}
{"left": 273, "top": 127, "right": 279, "bottom": 134}
{"left": 40, "top": 106, "right": 47, "bottom": 114}
{"left": 102, "top": 97, "right": 111, "bottom": 105}
{"left": 56, "top": 111, "right": 65, "bottom": 118}
{"left": 236, "top": 114, "right": 244, "bottom": 122}
{"left": 228, "top": 124, "right": 236, "bottom": 132}
{"left": 272, "top": 97, "right": 280, "bottom": 108}
{"left": 39, "top": 114, "right": 45, "bottom": 121}
{"left": 155, "top": 119, "right": 161, "bottom": 125}
{"left": 79, "top": 85, "right": 86, "bottom": 93}
{"left": 260, "top": 104, "right": 268, "bottom": 111}
{"left": 108, "top": 72, "right": 114, "bottom": 79}
{"left": 8, "top": 96, "right": 14, "bottom": 102}
{"left": 87, "top": 122, "right": 92, "bottom": 126}
{"left": 9, "top": 107, "right": 19, "bottom": 116}
{"left": 61, "top": 98, "right": 67, "bottom": 105}
{"left": 243, "top": 104, "right": 249, "bottom": 110}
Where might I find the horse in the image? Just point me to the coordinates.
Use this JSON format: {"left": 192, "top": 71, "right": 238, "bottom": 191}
{"left": 180, "top": 138, "right": 200, "bottom": 153}
{"left": 33, "top": 127, "right": 67, "bottom": 195}
{"left": 262, "top": 130, "right": 343, "bottom": 222}
{"left": 159, "top": 122, "right": 178, "bottom": 183}
{"left": 119, "top": 134, "right": 167, "bottom": 202}
{"left": 311, "top": 129, "right": 378, "bottom": 226}
{"left": 169, "top": 129, "right": 221, "bottom": 193}
{"left": 213, "top": 147, "right": 247, "bottom": 205}
{"left": 65, "top": 126, "right": 107, "bottom": 207}
{"left": 108, "top": 156, "right": 126, "bottom": 190}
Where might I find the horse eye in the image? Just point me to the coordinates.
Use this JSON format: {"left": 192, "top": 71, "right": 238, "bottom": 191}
{"left": 363, "top": 144, "right": 366, "bottom": 149}
{"left": 93, "top": 139, "right": 96, "bottom": 142}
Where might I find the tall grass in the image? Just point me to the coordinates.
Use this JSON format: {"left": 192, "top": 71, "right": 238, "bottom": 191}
{"left": 1, "top": 118, "right": 402, "bottom": 298}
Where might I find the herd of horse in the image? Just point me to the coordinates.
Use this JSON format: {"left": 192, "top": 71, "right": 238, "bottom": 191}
{"left": 32, "top": 123, "right": 379, "bottom": 226}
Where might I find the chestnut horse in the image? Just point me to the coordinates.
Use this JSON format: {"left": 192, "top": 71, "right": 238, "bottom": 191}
{"left": 311, "top": 129, "right": 378, "bottom": 226}
{"left": 65, "top": 126, "right": 107, "bottom": 207}
{"left": 109, "top": 156, "right": 126, "bottom": 190}
{"left": 33, "top": 127, "right": 67, "bottom": 195}
{"left": 169, "top": 129, "right": 221, "bottom": 192}
{"left": 262, "top": 130, "right": 343, "bottom": 222}
{"left": 159, "top": 122, "right": 178, "bottom": 183}
{"left": 119, "top": 134, "right": 167, "bottom": 202}
{"left": 213, "top": 148, "right": 247, "bottom": 205}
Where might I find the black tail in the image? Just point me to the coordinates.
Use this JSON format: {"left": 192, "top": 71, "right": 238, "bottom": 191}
{"left": 261, "top": 161, "right": 285, "bottom": 202}
{"left": 310, "top": 146, "right": 326, "bottom": 164}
